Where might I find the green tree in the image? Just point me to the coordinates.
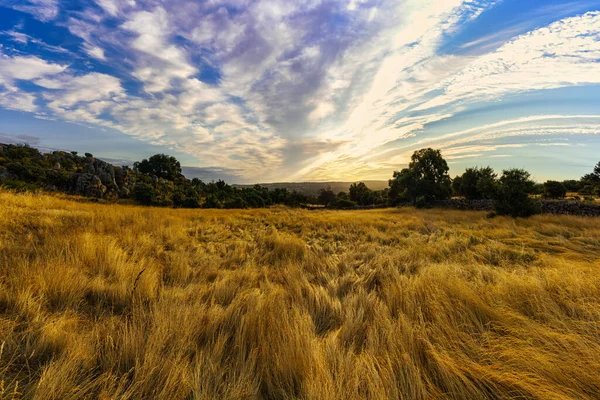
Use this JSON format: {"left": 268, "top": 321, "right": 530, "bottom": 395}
{"left": 451, "top": 175, "right": 463, "bottom": 197}
{"left": 389, "top": 148, "right": 451, "bottom": 205}
{"left": 318, "top": 187, "right": 336, "bottom": 206}
{"left": 134, "top": 154, "right": 182, "bottom": 181}
{"left": 456, "top": 167, "right": 497, "bottom": 200}
{"left": 494, "top": 169, "right": 539, "bottom": 217}
{"left": 224, "top": 196, "right": 248, "bottom": 209}
{"left": 349, "top": 182, "right": 371, "bottom": 205}
{"left": 203, "top": 195, "right": 221, "bottom": 209}
{"left": 543, "top": 180, "right": 567, "bottom": 199}
{"left": 561, "top": 180, "right": 582, "bottom": 192}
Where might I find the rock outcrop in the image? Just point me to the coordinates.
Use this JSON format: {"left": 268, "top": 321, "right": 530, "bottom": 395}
{"left": 75, "top": 173, "right": 107, "bottom": 198}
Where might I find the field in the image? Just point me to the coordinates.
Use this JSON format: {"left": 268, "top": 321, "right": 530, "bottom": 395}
{"left": 1, "top": 190, "right": 600, "bottom": 399}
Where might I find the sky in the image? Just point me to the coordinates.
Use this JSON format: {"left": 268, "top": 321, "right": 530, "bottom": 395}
{"left": 0, "top": 0, "right": 600, "bottom": 183}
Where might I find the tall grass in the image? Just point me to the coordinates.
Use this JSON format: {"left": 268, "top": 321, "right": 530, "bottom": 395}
{"left": 1, "top": 190, "right": 599, "bottom": 399}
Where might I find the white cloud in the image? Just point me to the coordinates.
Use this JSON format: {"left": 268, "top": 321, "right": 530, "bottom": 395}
{"left": 415, "top": 11, "right": 600, "bottom": 111}
{"left": 0, "top": 53, "right": 67, "bottom": 83}
{"left": 12, "top": 0, "right": 59, "bottom": 22}
{"left": 83, "top": 44, "right": 106, "bottom": 60}
{"left": 43, "top": 73, "right": 125, "bottom": 110}
{"left": 0, "top": 91, "right": 38, "bottom": 112}
{"left": 122, "top": 7, "right": 197, "bottom": 93}
{"left": 0, "top": 52, "right": 67, "bottom": 112}
{"left": 95, "top": 0, "right": 135, "bottom": 16}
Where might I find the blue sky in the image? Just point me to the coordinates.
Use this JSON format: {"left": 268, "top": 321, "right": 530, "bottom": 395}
{"left": 1, "top": 0, "right": 600, "bottom": 183}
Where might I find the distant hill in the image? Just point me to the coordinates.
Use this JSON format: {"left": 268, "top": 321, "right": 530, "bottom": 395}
{"left": 233, "top": 181, "right": 389, "bottom": 196}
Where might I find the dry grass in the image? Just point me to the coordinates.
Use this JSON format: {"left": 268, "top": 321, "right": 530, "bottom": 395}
{"left": 1, "top": 190, "right": 600, "bottom": 399}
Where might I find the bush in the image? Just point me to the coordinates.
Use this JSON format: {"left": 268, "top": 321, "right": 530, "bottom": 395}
{"left": 203, "top": 195, "right": 221, "bottom": 209}
{"left": 455, "top": 167, "right": 497, "bottom": 199}
{"left": 133, "top": 182, "right": 156, "bottom": 205}
{"left": 181, "top": 196, "right": 202, "bottom": 208}
{"left": 224, "top": 196, "right": 248, "bottom": 209}
{"left": 415, "top": 195, "right": 428, "bottom": 209}
{"left": 494, "top": 169, "right": 540, "bottom": 218}
{"left": 543, "top": 181, "right": 567, "bottom": 199}
{"left": 330, "top": 198, "right": 357, "bottom": 209}
{"left": 46, "top": 170, "right": 74, "bottom": 190}
{"left": 318, "top": 188, "right": 337, "bottom": 206}
{"left": 0, "top": 179, "right": 40, "bottom": 192}
{"left": 580, "top": 185, "right": 594, "bottom": 195}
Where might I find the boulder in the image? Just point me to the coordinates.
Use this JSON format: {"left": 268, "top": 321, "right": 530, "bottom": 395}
{"left": 74, "top": 173, "right": 107, "bottom": 198}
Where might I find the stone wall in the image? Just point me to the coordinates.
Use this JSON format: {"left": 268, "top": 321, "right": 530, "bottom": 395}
{"left": 432, "top": 199, "right": 600, "bottom": 217}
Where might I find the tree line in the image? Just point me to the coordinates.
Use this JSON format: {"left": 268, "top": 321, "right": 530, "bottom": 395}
{"left": 1, "top": 143, "right": 599, "bottom": 217}
{"left": 320, "top": 148, "right": 600, "bottom": 217}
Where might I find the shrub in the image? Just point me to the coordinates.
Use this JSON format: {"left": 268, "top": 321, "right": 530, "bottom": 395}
{"left": 543, "top": 181, "right": 567, "bottom": 199}
{"left": 0, "top": 179, "right": 40, "bottom": 192}
{"left": 494, "top": 169, "right": 540, "bottom": 218}
{"left": 455, "top": 167, "right": 497, "bottom": 199}
{"left": 181, "top": 196, "right": 202, "bottom": 208}
{"left": 133, "top": 182, "right": 156, "bottom": 205}
{"left": 318, "top": 188, "right": 337, "bottom": 206}
{"left": 415, "top": 195, "right": 428, "bottom": 209}
{"left": 47, "top": 170, "right": 74, "bottom": 190}
{"left": 203, "top": 195, "right": 221, "bottom": 209}
{"left": 330, "top": 198, "right": 357, "bottom": 209}
{"left": 224, "top": 196, "right": 248, "bottom": 209}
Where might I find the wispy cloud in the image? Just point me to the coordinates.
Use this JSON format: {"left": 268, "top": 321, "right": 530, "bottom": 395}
{"left": 9, "top": 0, "right": 59, "bottom": 22}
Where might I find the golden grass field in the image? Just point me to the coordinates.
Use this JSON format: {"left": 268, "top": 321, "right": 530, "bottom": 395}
{"left": 1, "top": 190, "right": 600, "bottom": 399}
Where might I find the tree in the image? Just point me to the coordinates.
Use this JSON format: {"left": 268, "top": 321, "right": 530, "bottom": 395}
{"left": 543, "top": 180, "right": 567, "bottom": 199}
{"left": 318, "top": 187, "right": 336, "bottom": 206}
{"left": 134, "top": 154, "right": 182, "bottom": 181}
{"left": 452, "top": 175, "right": 463, "bottom": 197}
{"left": 561, "top": 180, "right": 581, "bottom": 192}
{"left": 388, "top": 148, "right": 451, "bottom": 205}
{"left": 224, "top": 196, "right": 248, "bottom": 209}
{"left": 494, "top": 169, "right": 539, "bottom": 217}
{"left": 349, "top": 182, "right": 371, "bottom": 205}
{"left": 456, "top": 167, "right": 497, "bottom": 199}
{"left": 203, "top": 195, "right": 221, "bottom": 208}
{"left": 270, "top": 188, "right": 290, "bottom": 204}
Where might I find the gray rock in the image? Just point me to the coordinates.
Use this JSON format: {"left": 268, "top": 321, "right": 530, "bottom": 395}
{"left": 432, "top": 198, "right": 600, "bottom": 217}
{"left": 74, "top": 173, "right": 107, "bottom": 198}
